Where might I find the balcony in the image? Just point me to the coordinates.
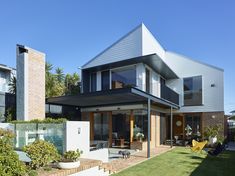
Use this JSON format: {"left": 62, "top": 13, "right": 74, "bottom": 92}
{"left": 134, "top": 83, "right": 179, "bottom": 105}
{"left": 160, "top": 84, "right": 179, "bottom": 105}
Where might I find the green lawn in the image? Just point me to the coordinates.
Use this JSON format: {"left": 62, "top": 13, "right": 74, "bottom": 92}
{"left": 113, "top": 147, "right": 235, "bottom": 176}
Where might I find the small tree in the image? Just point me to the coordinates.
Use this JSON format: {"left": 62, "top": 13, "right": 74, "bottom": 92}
{"left": 8, "top": 76, "right": 17, "bottom": 94}
{"left": 23, "top": 140, "right": 61, "bottom": 169}
{"left": 0, "top": 128, "right": 27, "bottom": 175}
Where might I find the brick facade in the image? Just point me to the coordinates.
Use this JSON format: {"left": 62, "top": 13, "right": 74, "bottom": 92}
{"left": 27, "top": 49, "right": 45, "bottom": 120}
{"left": 202, "top": 111, "right": 225, "bottom": 137}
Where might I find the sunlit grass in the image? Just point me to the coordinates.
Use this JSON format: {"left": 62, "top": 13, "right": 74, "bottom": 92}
{"left": 113, "top": 147, "right": 235, "bottom": 176}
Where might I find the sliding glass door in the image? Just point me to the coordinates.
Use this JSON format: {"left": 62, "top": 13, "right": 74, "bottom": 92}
{"left": 112, "top": 111, "right": 130, "bottom": 147}
{"left": 93, "top": 112, "right": 109, "bottom": 141}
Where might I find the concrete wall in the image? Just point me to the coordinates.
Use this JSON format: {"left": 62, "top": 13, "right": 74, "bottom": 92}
{"left": 16, "top": 45, "right": 45, "bottom": 120}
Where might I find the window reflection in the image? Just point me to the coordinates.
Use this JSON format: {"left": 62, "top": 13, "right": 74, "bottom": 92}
{"left": 184, "top": 76, "right": 202, "bottom": 106}
{"left": 112, "top": 66, "right": 136, "bottom": 89}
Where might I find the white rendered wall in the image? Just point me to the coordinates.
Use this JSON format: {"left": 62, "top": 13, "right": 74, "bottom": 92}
{"left": 142, "top": 24, "right": 165, "bottom": 59}
{"left": 65, "top": 121, "right": 90, "bottom": 155}
{"left": 164, "top": 51, "right": 224, "bottom": 112}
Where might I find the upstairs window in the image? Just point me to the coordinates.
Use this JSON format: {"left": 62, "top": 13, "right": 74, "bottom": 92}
{"left": 184, "top": 76, "right": 202, "bottom": 106}
{"left": 101, "top": 70, "right": 110, "bottom": 90}
{"left": 111, "top": 66, "right": 136, "bottom": 89}
{"left": 90, "top": 72, "right": 97, "bottom": 92}
{"left": 145, "top": 68, "right": 150, "bottom": 93}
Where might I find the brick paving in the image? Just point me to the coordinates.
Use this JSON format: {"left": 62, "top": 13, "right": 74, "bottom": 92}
{"left": 38, "top": 158, "right": 102, "bottom": 176}
{"left": 102, "top": 145, "right": 174, "bottom": 174}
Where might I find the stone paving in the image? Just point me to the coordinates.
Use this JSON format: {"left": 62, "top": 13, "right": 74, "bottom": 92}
{"left": 102, "top": 145, "right": 174, "bottom": 174}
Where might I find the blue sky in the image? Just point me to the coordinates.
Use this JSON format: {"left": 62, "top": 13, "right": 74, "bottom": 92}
{"left": 0, "top": 0, "right": 234, "bottom": 114}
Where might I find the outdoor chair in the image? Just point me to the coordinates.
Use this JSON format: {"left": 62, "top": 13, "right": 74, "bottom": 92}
{"left": 191, "top": 140, "right": 208, "bottom": 153}
{"left": 208, "top": 143, "right": 226, "bottom": 156}
{"left": 192, "top": 139, "right": 198, "bottom": 147}
{"left": 96, "top": 142, "right": 103, "bottom": 150}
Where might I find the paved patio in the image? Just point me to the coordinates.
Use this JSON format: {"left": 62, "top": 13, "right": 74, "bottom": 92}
{"left": 101, "top": 145, "right": 174, "bottom": 174}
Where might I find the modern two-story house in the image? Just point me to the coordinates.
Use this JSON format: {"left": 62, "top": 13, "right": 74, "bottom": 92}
{"left": 47, "top": 24, "right": 224, "bottom": 156}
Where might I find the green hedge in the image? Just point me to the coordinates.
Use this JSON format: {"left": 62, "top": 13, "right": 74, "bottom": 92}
{"left": 11, "top": 118, "right": 67, "bottom": 124}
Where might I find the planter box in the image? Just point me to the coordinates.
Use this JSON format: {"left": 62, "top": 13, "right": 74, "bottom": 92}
{"left": 58, "top": 160, "right": 80, "bottom": 169}
{"left": 130, "top": 141, "right": 147, "bottom": 150}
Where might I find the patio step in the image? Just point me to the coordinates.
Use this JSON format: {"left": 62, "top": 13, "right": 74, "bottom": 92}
{"left": 99, "top": 163, "right": 117, "bottom": 175}
{"left": 69, "top": 166, "right": 110, "bottom": 176}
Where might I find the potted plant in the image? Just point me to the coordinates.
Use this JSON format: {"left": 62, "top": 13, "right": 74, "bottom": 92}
{"left": 184, "top": 125, "right": 192, "bottom": 145}
{"left": 135, "top": 132, "right": 144, "bottom": 142}
{"left": 204, "top": 125, "right": 220, "bottom": 145}
{"left": 58, "top": 149, "right": 83, "bottom": 169}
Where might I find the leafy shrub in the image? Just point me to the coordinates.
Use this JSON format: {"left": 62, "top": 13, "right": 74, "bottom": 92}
{"left": 0, "top": 128, "right": 27, "bottom": 176}
{"left": 5, "top": 107, "right": 16, "bottom": 122}
{"left": 204, "top": 125, "right": 221, "bottom": 138}
{"left": 62, "top": 149, "right": 82, "bottom": 162}
{"left": 11, "top": 118, "right": 67, "bottom": 124}
{"left": 23, "top": 140, "right": 61, "bottom": 169}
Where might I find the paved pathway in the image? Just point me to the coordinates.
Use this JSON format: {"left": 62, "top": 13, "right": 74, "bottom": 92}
{"left": 227, "top": 142, "right": 235, "bottom": 151}
{"left": 102, "top": 145, "right": 174, "bottom": 174}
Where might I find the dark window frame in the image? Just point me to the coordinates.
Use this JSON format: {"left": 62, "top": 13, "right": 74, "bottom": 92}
{"left": 101, "top": 70, "right": 110, "bottom": 90}
{"left": 183, "top": 75, "right": 203, "bottom": 106}
{"left": 90, "top": 72, "right": 97, "bottom": 92}
{"left": 145, "top": 68, "right": 150, "bottom": 93}
{"left": 184, "top": 114, "right": 202, "bottom": 136}
{"left": 111, "top": 65, "right": 136, "bottom": 89}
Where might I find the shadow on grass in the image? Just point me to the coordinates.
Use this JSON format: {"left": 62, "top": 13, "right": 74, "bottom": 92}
{"left": 189, "top": 155, "right": 204, "bottom": 160}
{"left": 177, "top": 151, "right": 191, "bottom": 155}
{"left": 190, "top": 151, "right": 235, "bottom": 176}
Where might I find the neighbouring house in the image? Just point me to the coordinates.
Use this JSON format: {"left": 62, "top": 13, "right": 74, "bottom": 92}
{"left": 46, "top": 23, "right": 224, "bottom": 157}
{"left": 0, "top": 64, "right": 16, "bottom": 121}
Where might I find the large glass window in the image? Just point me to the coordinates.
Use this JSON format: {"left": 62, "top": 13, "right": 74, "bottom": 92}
{"left": 112, "top": 111, "right": 130, "bottom": 143}
{"left": 184, "top": 76, "right": 202, "bottom": 106}
{"left": 185, "top": 115, "right": 201, "bottom": 136}
{"left": 133, "top": 110, "right": 148, "bottom": 140}
{"left": 90, "top": 72, "right": 97, "bottom": 92}
{"left": 94, "top": 112, "right": 109, "bottom": 141}
{"left": 101, "top": 70, "right": 110, "bottom": 90}
{"left": 111, "top": 66, "right": 136, "bottom": 89}
{"left": 145, "top": 68, "right": 150, "bottom": 93}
